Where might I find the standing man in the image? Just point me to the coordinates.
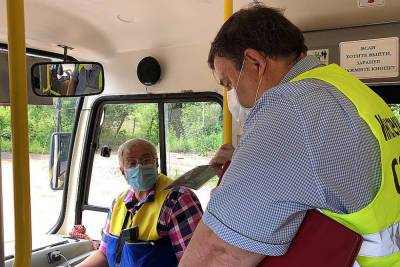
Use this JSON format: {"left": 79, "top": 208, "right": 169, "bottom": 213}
{"left": 78, "top": 138, "right": 203, "bottom": 267}
{"left": 181, "top": 4, "right": 400, "bottom": 266}
{"left": 67, "top": 64, "right": 103, "bottom": 95}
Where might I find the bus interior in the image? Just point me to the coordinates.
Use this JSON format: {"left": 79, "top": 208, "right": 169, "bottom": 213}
{"left": 0, "top": 0, "right": 400, "bottom": 266}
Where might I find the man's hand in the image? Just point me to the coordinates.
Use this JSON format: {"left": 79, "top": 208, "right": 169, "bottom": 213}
{"left": 209, "top": 144, "right": 234, "bottom": 177}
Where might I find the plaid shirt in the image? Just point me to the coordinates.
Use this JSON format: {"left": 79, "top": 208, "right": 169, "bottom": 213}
{"left": 99, "top": 186, "right": 203, "bottom": 261}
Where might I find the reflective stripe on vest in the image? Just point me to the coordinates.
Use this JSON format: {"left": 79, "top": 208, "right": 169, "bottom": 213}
{"left": 291, "top": 64, "right": 400, "bottom": 266}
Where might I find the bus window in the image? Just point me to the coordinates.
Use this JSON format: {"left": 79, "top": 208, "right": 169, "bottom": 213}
{"left": 88, "top": 103, "right": 160, "bottom": 209}
{"left": 81, "top": 96, "right": 222, "bottom": 239}
{"left": 389, "top": 104, "right": 400, "bottom": 120}
{"left": 0, "top": 49, "right": 79, "bottom": 258}
{"left": 84, "top": 103, "right": 160, "bottom": 238}
{"left": 165, "top": 102, "right": 222, "bottom": 207}
{"left": 1, "top": 97, "right": 78, "bottom": 257}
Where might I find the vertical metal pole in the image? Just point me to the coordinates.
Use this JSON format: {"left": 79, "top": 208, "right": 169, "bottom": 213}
{"left": 54, "top": 47, "right": 67, "bottom": 187}
{"left": 223, "top": 0, "right": 233, "bottom": 145}
{"left": 202, "top": 102, "right": 205, "bottom": 128}
{"left": 158, "top": 103, "right": 167, "bottom": 175}
{"left": 0, "top": 145, "right": 5, "bottom": 267}
{"left": 6, "top": 0, "right": 32, "bottom": 266}
{"left": 56, "top": 99, "right": 62, "bottom": 133}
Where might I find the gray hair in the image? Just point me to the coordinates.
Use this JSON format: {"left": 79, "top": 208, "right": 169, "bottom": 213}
{"left": 117, "top": 138, "right": 157, "bottom": 167}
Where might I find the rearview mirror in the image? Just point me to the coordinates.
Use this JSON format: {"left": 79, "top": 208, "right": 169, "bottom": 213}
{"left": 49, "top": 132, "right": 71, "bottom": 190}
{"left": 31, "top": 62, "right": 104, "bottom": 97}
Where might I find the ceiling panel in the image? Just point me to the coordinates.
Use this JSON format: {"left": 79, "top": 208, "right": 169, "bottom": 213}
{"left": 0, "top": 0, "right": 399, "bottom": 60}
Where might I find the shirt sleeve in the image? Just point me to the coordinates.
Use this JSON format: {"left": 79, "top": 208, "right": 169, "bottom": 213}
{"left": 99, "top": 198, "right": 117, "bottom": 254}
{"left": 202, "top": 93, "right": 319, "bottom": 256}
{"left": 158, "top": 187, "right": 203, "bottom": 261}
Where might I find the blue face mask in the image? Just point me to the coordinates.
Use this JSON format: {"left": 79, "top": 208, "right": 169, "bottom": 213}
{"left": 125, "top": 164, "right": 158, "bottom": 191}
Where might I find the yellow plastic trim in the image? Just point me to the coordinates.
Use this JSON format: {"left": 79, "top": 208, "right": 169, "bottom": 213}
{"left": 223, "top": 0, "right": 233, "bottom": 145}
{"left": 6, "top": 0, "right": 32, "bottom": 266}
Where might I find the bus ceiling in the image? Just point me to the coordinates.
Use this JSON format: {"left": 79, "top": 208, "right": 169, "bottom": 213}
{"left": 0, "top": 0, "right": 400, "bottom": 59}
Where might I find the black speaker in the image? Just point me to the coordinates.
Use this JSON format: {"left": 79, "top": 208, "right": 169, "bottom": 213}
{"left": 137, "top": 57, "right": 161, "bottom": 86}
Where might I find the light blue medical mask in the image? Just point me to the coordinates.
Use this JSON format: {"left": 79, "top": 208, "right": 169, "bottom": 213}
{"left": 125, "top": 164, "right": 158, "bottom": 191}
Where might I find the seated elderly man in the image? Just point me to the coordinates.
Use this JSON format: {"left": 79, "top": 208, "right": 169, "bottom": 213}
{"left": 77, "top": 138, "right": 203, "bottom": 267}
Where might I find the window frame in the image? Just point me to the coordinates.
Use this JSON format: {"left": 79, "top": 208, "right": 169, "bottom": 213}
{"left": 75, "top": 92, "right": 223, "bottom": 224}
{"left": 0, "top": 43, "right": 80, "bottom": 234}
{"left": 369, "top": 84, "right": 400, "bottom": 104}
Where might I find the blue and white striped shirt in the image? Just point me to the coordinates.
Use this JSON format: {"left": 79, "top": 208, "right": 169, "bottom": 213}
{"left": 203, "top": 56, "right": 381, "bottom": 255}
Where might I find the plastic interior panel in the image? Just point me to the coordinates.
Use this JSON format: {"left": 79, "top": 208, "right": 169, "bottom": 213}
{"left": 5, "top": 238, "right": 94, "bottom": 267}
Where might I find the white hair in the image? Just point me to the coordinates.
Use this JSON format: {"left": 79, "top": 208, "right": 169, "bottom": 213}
{"left": 117, "top": 138, "right": 157, "bottom": 168}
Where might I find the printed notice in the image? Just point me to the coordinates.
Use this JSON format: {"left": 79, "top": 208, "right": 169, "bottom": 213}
{"left": 340, "top": 37, "right": 399, "bottom": 79}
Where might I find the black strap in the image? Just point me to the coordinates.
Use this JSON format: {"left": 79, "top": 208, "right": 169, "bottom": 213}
{"left": 115, "top": 199, "right": 152, "bottom": 265}
{"left": 115, "top": 211, "right": 134, "bottom": 265}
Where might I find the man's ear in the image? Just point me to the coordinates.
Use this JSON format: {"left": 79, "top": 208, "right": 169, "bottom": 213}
{"left": 120, "top": 167, "right": 125, "bottom": 177}
{"left": 243, "top": 48, "right": 267, "bottom": 77}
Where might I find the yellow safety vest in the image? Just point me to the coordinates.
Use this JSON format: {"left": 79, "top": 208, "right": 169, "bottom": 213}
{"left": 291, "top": 64, "right": 400, "bottom": 267}
{"left": 109, "top": 174, "right": 173, "bottom": 241}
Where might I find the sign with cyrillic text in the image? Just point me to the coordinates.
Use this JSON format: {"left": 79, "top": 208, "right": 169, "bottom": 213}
{"left": 340, "top": 37, "right": 399, "bottom": 79}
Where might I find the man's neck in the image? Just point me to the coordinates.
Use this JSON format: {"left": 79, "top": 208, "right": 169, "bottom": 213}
{"left": 279, "top": 54, "right": 304, "bottom": 80}
{"left": 260, "top": 54, "right": 305, "bottom": 96}
{"left": 134, "top": 189, "right": 151, "bottom": 202}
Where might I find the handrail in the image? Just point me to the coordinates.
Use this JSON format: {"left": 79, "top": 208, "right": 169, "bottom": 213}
{"left": 6, "top": 0, "right": 32, "bottom": 266}
{"left": 223, "top": 0, "right": 233, "bottom": 145}
{"left": 41, "top": 64, "right": 52, "bottom": 94}
{"left": 0, "top": 149, "right": 5, "bottom": 267}
{"left": 41, "top": 65, "right": 62, "bottom": 96}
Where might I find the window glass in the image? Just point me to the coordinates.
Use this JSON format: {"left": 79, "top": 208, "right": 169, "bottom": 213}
{"left": 165, "top": 102, "right": 223, "bottom": 207}
{"left": 390, "top": 104, "right": 400, "bottom": 120}
{"left": 81, "top": 210, "right": 109, "bottom": 240}
{"left": 85, "top": 99, "right": 223, "bottom": 238}
{"left": 1, "top": 97, "right": 77, "bottom": 257}
{"left": 88, "top": 103, "right": 159, "bottom": 208}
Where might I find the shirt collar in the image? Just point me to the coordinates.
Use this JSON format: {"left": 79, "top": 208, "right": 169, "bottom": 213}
{"left": 279, "top": 55, "right": 323, "bottom": 84}
{"left": 124, "top": 187, "right": 156, "bottom": 211}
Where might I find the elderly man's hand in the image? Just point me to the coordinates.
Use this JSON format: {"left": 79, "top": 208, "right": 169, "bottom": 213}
{"left": 209, "top": 144, "right": 234, "bottom": 176}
